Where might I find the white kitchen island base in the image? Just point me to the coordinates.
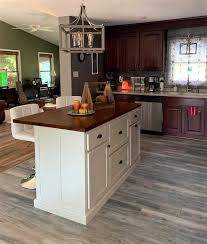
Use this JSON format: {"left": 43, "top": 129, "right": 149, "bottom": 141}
{"left": 15, "top": 103, "right": 141, "bottom": 225}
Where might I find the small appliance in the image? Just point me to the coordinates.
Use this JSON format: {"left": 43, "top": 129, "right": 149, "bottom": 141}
{"left": 130, "top": 77, "right": 145, "bottom": 91}
{"left": 148, "top": 76, "right": 159, "bottom": 92}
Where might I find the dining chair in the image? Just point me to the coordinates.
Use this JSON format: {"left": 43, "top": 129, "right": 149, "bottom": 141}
{"left": 56, "top": 96, "right": 81, "bottom": 109}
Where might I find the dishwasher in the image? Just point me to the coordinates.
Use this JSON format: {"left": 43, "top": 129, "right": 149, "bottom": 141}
{"left": 134, "top": 96, "right": 163, "bottom": 133}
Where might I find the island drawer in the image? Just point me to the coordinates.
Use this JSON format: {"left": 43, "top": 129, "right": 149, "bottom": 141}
{"left": 109, "top": 143, "right": 129, "bottom": 185}
{"left": 87, "top": 125, "right": 109, "bottom": 151}
{"left": 110, "top": 116, "right": 128, "bottom": 149}
{"left": 129, "top": 108, "right": 142, "bottom": 125}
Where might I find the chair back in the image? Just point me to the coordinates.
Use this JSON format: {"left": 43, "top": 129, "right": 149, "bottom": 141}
{"left": 16, "top": 81, "right": 28, "bottom": 105}
{"left": 56, "top": 96, "right": 81, "bottom": 109}
{"left": 10, "top": 104, "right": 40, "bottom": 142}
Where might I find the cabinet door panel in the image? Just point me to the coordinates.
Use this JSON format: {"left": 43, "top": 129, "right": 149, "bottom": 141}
{"left": 164, "top": 106, "right": 182, "bottom": 134}
{"left": 109, "top": 143, "right": 129, "bottom": 185}
{"left": 105, "top": 37, "right": 119, "bottom": 71}
{"left": 184, "top": 106, "right": 205, "bottom": 136}
{"left": 87, "top": 143, "right": 108, "bottom": 209}
{"left": 118, "top": 38, "right": 127, "bottom": 71}
{"left": 130, "top": 123, "right": 140, "bottom": 165}
{"left": 140, "top": 31, "right": 165, "bottom": 71}
{"left": 105, "top": 30, "right": 139, "bottom": 72}
{"left": 125, "top": 35, "right": 139, "bottom": 71}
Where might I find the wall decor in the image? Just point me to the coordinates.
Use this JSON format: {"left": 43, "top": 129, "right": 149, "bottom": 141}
{"left": 91, "top": 53, "right": 98, "bottom": 75}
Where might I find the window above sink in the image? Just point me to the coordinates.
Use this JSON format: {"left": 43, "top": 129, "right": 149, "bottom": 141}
{"left": 167, "top": 27, "right": 207, "bottom": 87}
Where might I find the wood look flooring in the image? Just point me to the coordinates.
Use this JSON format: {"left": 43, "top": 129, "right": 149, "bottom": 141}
{"left": 0, "top": 123, "right": 34, "bottom": 172}
{"left": 1, "top": 123, "right": 207, "bottom": 243}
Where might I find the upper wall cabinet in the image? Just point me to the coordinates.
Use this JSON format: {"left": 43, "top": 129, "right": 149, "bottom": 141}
{"left": 125, "top": 34, "right": 140, "bottom": 71}
{"left": 105, "top": 28, "right": 139, "bottom": 72}
{"left": 105, "top": 36, "right": 119, "bottom": 71}
{"left": 140, "top": 30, "right": 165, "bottom": 71}
{"left": 105, "top": 27, "right": 166, "bottom": 73}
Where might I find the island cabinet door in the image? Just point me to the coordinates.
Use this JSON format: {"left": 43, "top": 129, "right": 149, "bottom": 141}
{"left": 87, "top": 142, "right": 108, "bottom": 209}
{"left": 130, "top": 122, "right": 140, "bottom": 166}
{"left": 109, "top": 143, "right": 129, "bottom": 186}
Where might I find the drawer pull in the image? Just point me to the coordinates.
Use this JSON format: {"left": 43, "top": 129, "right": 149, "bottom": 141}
{"left": 135, "top": 124, "right": 138, "bottom": 128}
{"left": 119, "top": 130, "right": 123, "bottom": 135}
{"left": 119, "top": 160, "right": 123, "bottom": 165}
{"left": 134, "top": 114, "right": 138, "bottom": 118}
{"left": 97, "top": 134, "right": 103, "bottom": 139}
{"left": 107, "top": 145, "right": 111, "bottom": 148}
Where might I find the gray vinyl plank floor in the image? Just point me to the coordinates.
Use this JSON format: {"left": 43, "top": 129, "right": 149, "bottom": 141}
{"left": 1, "top": 126, "right": 207, "bottom": 243}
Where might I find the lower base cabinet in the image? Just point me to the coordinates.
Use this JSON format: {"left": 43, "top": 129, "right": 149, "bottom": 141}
{"left": 87, "top": 108, "right": 141, "bottom": 212}
{"left": 109, "top": 143, "right": 129, "bottom": 186}
{"left": 164, "top": 105, "right": 182, "bottom": 134}
{"left": 183, "top": 105, "right": 205, "bottom": 136}
{"left": 87, "top": 142, "right": 108, "bottom": 209}
{"left": 164, "top": 97, "right": 207, "bottom": 139}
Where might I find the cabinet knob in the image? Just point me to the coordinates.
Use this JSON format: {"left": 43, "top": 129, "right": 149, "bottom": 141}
{"left": 119, "top": 130, "right": 123, "bottom": 135}
{"left": 107, "top": 145, "right": 111, "bottom": 148}
{"left": 134, "top": 114, "right": 138, "bottom": 118}
{"left": 135, "top": 124, "right": 138, "bottom": 128}
{"left": 119, "top": 160, "right": 123, "bottom": 165}
{"left": 97, "top": 134, "right": 103, "bottom": 139}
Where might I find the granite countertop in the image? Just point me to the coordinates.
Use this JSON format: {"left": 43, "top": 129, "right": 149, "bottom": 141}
{"left": 97, "top": 87, "right": 207, "bottom": 99}
{"left": 13, "top": 102, "right": 140, "bottom": 132}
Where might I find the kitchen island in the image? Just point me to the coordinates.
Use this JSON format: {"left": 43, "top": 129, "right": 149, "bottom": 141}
{"left": 14, "top": 102, "right": 141, "bottom": 225}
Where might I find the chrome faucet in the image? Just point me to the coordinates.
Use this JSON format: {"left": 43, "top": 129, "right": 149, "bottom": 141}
{"left": 186, "top": 79, "right": 191, "bottom": 93}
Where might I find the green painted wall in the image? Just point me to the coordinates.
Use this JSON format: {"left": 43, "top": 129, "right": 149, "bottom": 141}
{"left": 0, "top": 20, "right": 59, "bottom": 81}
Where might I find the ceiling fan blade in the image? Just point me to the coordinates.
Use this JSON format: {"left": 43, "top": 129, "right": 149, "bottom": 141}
{"left": 12, "top": 27, "right": 31, "bottom": 30}
{"left": 30, "top": 29, "right": 37, "bottom": 33}
{"left": 38, "top": 29, "right": 55, "bottom": 32}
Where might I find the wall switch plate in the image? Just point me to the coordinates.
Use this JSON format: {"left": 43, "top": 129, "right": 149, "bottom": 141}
{"left": 73, "top": 71, "right": 79, "bottom": 78}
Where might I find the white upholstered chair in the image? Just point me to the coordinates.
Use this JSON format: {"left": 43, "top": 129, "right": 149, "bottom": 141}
{"left": 56, "top": 96, "right": 81, "bottom": 109}
{"left": 10, "top": 104, "right": 40, "bottom": 189}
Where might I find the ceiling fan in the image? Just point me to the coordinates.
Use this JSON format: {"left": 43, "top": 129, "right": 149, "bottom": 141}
{"left": 12, "top": 24, "right": 55, "bottom": 33}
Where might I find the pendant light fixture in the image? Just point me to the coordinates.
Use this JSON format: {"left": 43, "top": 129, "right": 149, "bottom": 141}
{"left": 59, "top": 3, "right": 105, "bottom": 53}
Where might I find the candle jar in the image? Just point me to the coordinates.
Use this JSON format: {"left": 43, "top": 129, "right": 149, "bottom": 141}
{"left": 72, "top": 100, "right": 81, "bottom": 113}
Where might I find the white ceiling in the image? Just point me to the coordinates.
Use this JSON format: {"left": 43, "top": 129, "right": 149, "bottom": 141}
{"left": 0, "top": 0, "right": 207, "bottom": 45}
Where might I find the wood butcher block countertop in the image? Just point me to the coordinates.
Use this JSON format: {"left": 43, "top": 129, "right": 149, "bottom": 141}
{"left": 13, "top": 102, "right": 141, "bottom": 132}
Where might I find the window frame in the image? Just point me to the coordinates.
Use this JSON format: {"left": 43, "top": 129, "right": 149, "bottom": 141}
{"left": 0, "top": 49, "right": 22, "bottom": 82}
{"left": 167, "top": 36, "right": 207, "bottom": 87}
{"left": 38, "top": 52, "right": 54, "bottom": 86}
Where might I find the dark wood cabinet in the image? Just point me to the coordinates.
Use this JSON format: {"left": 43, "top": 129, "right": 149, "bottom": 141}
{"left": 105, "top": 27, "right": 140, "bottom": 73}
{"left": 140, "top": 31, "right": 165, "bottom": 71}
{"left": 164, "top": 105, "right": 182, "bottom": 134}
{"left": 105, "top": 37, "right": 119, "bottom": 71}
{"left": 164, "top": 97, "right": 207, "bottom": 139}
{"left": 183, "top": 105, "right": 205, "bottom": 136}
{"left": 105, "top": 34, "right": 139, "bottom": 72}
{"left": 105, "top": 27, "right": 165, "bottom": 73}
{"left": 125, "top": 34, "right": 140, "bottom": 71}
